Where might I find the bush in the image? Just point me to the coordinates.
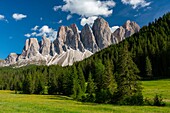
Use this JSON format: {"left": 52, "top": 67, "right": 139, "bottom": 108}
{"left": 117, "top": 93, "right": 144, "bottom": 105}
{"left": 153, "top": 94, "right": 165, "bottom": 106}
{"left": 144, "top": 94, "right": 166, "bottom": 106}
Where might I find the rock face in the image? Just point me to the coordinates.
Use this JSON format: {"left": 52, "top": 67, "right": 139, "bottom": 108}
{"left": 40, "top": 36, "right": 51, "bottom": 56}
{"left": 20, "top": 38, "right": 40, "bottom": 59}
{"left": 54, "top": 24, "right": 85, "bottom": 54}
{"left": 81, "top": 24, "right": 99, "bottom": 53}
{"left": 92, "top": 17, "right": 112, "bottom": 49}
{"left": 113, "top": 20, "right": 140, "bottom": 42}
{"left": 5, "top": 53, "right": 18, "bottom": 65}
{"left": 0, "top": 18, "right": 140, "bottom": 67}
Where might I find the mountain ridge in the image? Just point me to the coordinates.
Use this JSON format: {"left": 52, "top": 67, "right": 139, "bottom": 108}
{"left": 0, "top": 17, "right": 140, "bottom": 67}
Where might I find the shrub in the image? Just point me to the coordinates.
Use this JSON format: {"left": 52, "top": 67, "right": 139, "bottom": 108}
{"left": 117, "top": 93, "right": 144, "bottom": 105}
{"left": 153, "top": 94, "right": 165, "bottom": 106}
{"left": 144, "top": 94, "right": 166, "bottom": 106}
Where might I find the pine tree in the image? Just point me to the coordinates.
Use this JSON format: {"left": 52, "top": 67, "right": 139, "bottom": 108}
{"left": 116, "top": 43, "right": 143, "bottom": 105}
{"left": 86, "top": 72, "right": 96, "bottom": 102}
{"left": 72, "top": 65, "right": 83, "bottom": 100}
{"left": 86, "top": 72, "right": 95, "bottom": 95}
{"left": 77, "top": 65, "right": 86, "bottom": 93}
{"left": 104, "top": 60, "right": 117, "bottom": 95}
{"left": 145, "top": 56, "right": 153, "bottom": 78}
{"left": 22, "top": 74, "right": 34, "bottom": 94}
{"left": 94, "top": 59, "right": 105, "bottom": 91}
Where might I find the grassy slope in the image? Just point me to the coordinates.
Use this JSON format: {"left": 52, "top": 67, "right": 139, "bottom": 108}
{"left": 0, "top": 80, "right": 170, "bottom": 113}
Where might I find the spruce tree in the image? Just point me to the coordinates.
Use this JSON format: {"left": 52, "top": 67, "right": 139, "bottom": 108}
{"left": 77, "top": 65, "right": 86, "bottom": 93}
{"left": 86, "top": 72, "right": 95, "bottom": 95}
{"left": 145, "top": 56, "right": 153, "bottom": 78}
{"left": 116, "top": 43, "right": 143, "bottom": 105}
{"left": 86, "top": 72, "right": 96, "bottom": 102}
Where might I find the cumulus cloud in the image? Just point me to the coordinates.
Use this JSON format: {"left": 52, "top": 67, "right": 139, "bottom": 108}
{"left": 80, "top": 16, "right": 98, "bottom": 26}
{"left": 67, "top": 15, "right": 72, "bottom": 20}
{"left": 24, "top": 34, "right": 31, "bottom": 38}
{"left": 54, "top": 0, "right": 116, "bottom": 17}
{"left": 25, "top": 25, "right": 57, "bottom": 41}
{"left": 110, "top": 26, "right": 119, "bottom": 33}
{"left": 58, "top": 20, "right": 63, "bottom": 24}
{"left": 0, "top": 14, "right": 8, "bottom": 22}
{"left": 12, "top": 13, "right": 27, "bottom": 21}
{"left": 53, "top": 6, "right": 62, "bottom": 11}
{"left": 31, "top": 25, "right": 39, "bottom": 31}
{"left": 0, "top": 14, "right": 5, "bottom": 20}
{"left": 121, "top": 0, "right": 151, "bottom": 9}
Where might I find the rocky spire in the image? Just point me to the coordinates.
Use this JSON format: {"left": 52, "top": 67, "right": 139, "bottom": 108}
{"left": 113, "top": 20, "right": 140, "bottom": 42}
{"left": 19, "top": 38, "right": 40, "bottom": 59}
{"left": 81, "top": 24, "right": 99, "bottom": 53}
{"left": 40, "top": 36, "right": 51, "bottom": 56}
{"left": 54, "top": 24, "right": 85, "bottom": 54}
{"left": 92, "top": 17, "right": 112, "bottom": 49}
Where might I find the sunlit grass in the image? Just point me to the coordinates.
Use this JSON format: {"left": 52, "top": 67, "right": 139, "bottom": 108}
{"left": 0, "top": 79, "right": 170, "bottom": 113}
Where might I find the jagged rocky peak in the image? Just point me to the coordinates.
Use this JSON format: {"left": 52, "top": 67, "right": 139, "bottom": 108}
{"left": 113, "top": 20, "right": 140, "bottom": 42}
{"left": 81, "top": 24, "right": 99, "bottom": 53}
{"left": 21, "top": 38, "right": 40, "bottom": 58}
{"left": 0, "top": 17, "right": 141, "bottom": 67}
{"left": 92, "top": 17, "right": 112, "bottom": 49}
{"left": 113, "top": 26, "right": 125, "bottom": 42}
{"left": 123, "top": 20, "right": 140, "bottom": 37}
{"left": 54, "top": 24, "right": 85, "bottom": 54}
{"left": 5, "top": 53, "right": 18, "bottom": 64}
{"left": 40, "top": 36, "right": 51, "bottom": 56}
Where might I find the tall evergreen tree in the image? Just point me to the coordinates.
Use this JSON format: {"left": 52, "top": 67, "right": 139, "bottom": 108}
{"left": 77, "top": 65, "right": 86, "bottom": 93}
{"left": 86, "top": 72, "right": 96, "bottom": 102}
{"left": 86, "top": 72, "right": 95, "bottom": 95}
{"left": 116, "top": 43, "right": 143, "bottom": 105}
{"left": 145, "top": 56, "right": 153, "bottom": 78}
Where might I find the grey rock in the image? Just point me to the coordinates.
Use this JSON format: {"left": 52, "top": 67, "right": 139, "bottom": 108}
{"left": 113, "top": 26, "right": 125, "bottom": 42}
{"left": 54, "top": 24, "right": 85, "bottom": 54}
{"left": 40, "top": 36, "right": 51, "bottom": 56}
{"left": 81, "top": 24, "right": 99, "bottom": 53}
{"left": 113, "top": 20, "right": 140, "bottom": 42}
{"left": 5, "top": 53, "right": 18, "bottom": 64}
{"left": 123, "top": 20, "right": 140, "bottom": 37}
{"left": 19, "top": 38, "right": 40, "bottom": 59}
{"left": 92, "top": 17, "right": 112, "bottom": 49}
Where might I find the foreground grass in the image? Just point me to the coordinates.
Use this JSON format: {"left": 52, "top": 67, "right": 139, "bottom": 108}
{"left": 0, "top": 79, "right": 170, "bottom": 113}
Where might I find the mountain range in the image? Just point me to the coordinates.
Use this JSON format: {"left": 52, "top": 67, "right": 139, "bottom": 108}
{"left": 0, "top": 17, "right": 140, "bottom": 67}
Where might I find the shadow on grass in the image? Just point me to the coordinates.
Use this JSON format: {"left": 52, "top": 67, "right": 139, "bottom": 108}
{"left": 48, "top": 95, "right": 73, "bottom": 100}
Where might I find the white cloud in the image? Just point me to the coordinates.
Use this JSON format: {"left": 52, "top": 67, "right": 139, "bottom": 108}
{"left": 58, "top": 20, "right": 63, "bottom": 24}
{"left": 25, "top": 25, "right": 57, "bottom": 41}
{"left": 54, "top": 0, "right": 116, "bottom": 17}
{"left": 39, "top": 25, "right": 53, "bottom": 34}
{"left": 80, "top": 16, "right": 98, "bottom": 26}
{"left": 110, "top": 26, "right": 119, "bottom": 33}
{"left": 24, "top": 34, "right": 31, "bottom": 38}
{"left": 53, "top": 6, "right": 62, "bottom": 11}
{"left": 121, "top": 0, "right": 151, "bottom": 9}
{"left": 31, "top": 25, "right": 39, "bottom": 31}
{"left": 0, "top": 14, "right": 5, "bottom": 20}
{"left": 0, "top": 14, "right": 8, "bottom": 22}
{"left": 12, "top": 13, "right": 27, "bottom": 21}
{"left": 67, "top": 15, "right": 72, "bottom": 20}
{"left": 31, "top": 32, "right": 37, "bottom": 36}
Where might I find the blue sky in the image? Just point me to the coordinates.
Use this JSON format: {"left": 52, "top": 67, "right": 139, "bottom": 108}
{"left": 0, "top": 0, "right": 170, "bottom": 59}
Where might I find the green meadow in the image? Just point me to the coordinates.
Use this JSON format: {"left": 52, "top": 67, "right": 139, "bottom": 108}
{"left": 0, "top": 79, "right": 170, "bottom": 113}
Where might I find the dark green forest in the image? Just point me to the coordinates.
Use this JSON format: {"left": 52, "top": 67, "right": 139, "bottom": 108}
{"left": 0, "top": 12, "right": 170, "bottom": 105}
